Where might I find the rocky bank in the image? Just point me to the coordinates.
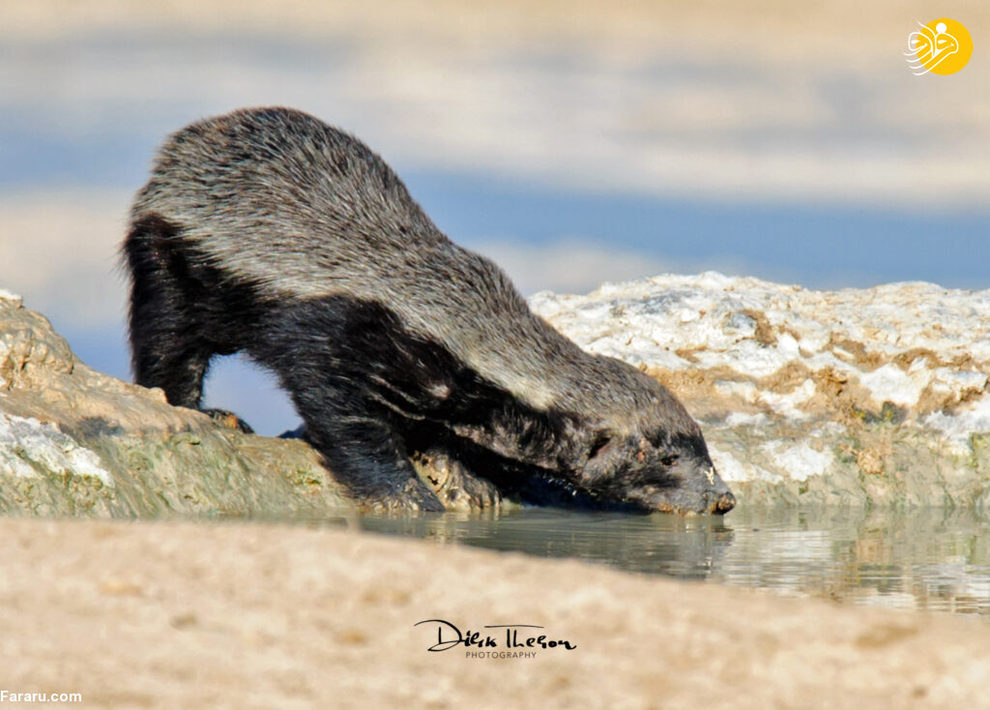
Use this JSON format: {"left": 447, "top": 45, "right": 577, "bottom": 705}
{"left": 0, "top": 288, "right": 350, "bottom": 517}
{"left": 3, "top": 273, "right": 990, "bottom": 516}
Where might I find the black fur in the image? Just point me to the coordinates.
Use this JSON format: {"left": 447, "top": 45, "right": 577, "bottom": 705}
{"left": 123, "top": 107, "right": 735, "bottom": 514}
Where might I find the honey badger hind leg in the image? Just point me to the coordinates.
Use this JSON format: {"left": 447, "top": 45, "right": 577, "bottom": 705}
{"left": 123, "top": 215, "right": 213, "bottom": 410}
{"left": 123, "top": 215, "right": 256, "bottom": 432}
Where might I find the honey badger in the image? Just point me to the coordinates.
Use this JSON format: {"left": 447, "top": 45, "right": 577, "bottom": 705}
{"left": 123, "top": 107, "right": 735, "bottom": 515}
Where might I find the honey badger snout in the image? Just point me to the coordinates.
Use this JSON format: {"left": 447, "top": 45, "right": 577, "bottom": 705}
{"left": 702, "top": 466, "right": 736, "bottom": 514}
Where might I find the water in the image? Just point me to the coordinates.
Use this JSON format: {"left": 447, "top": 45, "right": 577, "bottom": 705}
{"left": 350, "top": 505, "right": 990, "bottom": 616}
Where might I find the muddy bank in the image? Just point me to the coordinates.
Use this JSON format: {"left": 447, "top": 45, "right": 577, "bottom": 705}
{"left": 0, "top": 516, "right": 984, "bottom": 709}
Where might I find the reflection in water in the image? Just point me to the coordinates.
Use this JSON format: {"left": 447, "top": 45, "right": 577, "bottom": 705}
{"left": 362, "top": 509, "right": 735, "bottom": 580}
{"left": 355, "top": 506, "right": 990, "bottom": 615}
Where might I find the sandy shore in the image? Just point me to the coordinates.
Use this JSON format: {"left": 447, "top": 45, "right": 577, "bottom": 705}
{"left": 0, "top": 516, "right": 985, "bottom": 709}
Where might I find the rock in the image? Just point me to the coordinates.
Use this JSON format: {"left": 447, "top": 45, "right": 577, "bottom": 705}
{"left": 531, "top": 272, "right": 990, "bottom": 508}
{"left": 0, "top": 290, "right": 353, "bottom": 517}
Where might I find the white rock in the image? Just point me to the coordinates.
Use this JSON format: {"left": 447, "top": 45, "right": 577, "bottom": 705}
{"left": 532, "top": 271, "right": 990, "bottom": 426}
{"left": 0, "top": 413, "right": 114, "bottom": 486}
{"left": 858, "top": 363, "right": 929, "bottom": 408}
{"left": 762, "top": 441, "right": 833, "bottom": 482}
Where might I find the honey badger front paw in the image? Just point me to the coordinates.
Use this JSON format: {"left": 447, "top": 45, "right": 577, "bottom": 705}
{"left": 412, "top": 448, "right": 502, "bottom": 510}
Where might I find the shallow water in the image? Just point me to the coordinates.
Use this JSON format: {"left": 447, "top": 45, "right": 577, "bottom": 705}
{"left": 351, "top": 505, "right": 990, "bottom": 615}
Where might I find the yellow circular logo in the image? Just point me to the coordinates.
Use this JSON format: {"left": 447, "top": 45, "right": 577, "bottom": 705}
{"left": 905, "top": 18, "right": 973, "bottom": 75}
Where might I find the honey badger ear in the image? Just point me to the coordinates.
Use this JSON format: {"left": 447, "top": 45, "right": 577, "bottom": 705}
{"left": 562, "top": 419, "right": 616, "bottom": 469}
{"left": 586, "top": 430, "right": 615, "bottom": 461}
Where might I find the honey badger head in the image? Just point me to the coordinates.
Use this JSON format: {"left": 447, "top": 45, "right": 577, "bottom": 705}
{"left": 551, "top": 358, "right": 735, "bottom": 515}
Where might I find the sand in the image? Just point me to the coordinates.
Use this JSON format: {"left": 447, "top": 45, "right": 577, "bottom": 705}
{"left": 0, "top": 516, "right": 986, "bottom": 709}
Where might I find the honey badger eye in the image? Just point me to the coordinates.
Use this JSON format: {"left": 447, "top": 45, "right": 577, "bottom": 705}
{"left": 660, "top": 454, "right": 679, "bottom": 467}
{"left": 587, "top": 433, "right": 613, "bottom": 460}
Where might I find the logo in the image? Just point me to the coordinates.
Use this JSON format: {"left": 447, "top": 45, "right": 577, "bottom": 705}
{"left": 414, "top": 619, "right": 577, "bottom": 659}
{"left": 904, "top": 18, "right": 973, "bottom": 75}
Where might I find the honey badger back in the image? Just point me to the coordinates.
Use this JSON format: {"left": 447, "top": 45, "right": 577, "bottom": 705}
{"left": 124, "top": 107, "right": 735, "bottom": 514}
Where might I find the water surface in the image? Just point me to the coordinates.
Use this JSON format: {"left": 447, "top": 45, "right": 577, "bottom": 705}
{"left": 353, "top": 505, "right": 990, "bottom": 616}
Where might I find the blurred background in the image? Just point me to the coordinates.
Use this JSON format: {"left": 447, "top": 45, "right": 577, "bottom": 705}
{"left": 1, "top": 0, "right": 987, "bottom": 434}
